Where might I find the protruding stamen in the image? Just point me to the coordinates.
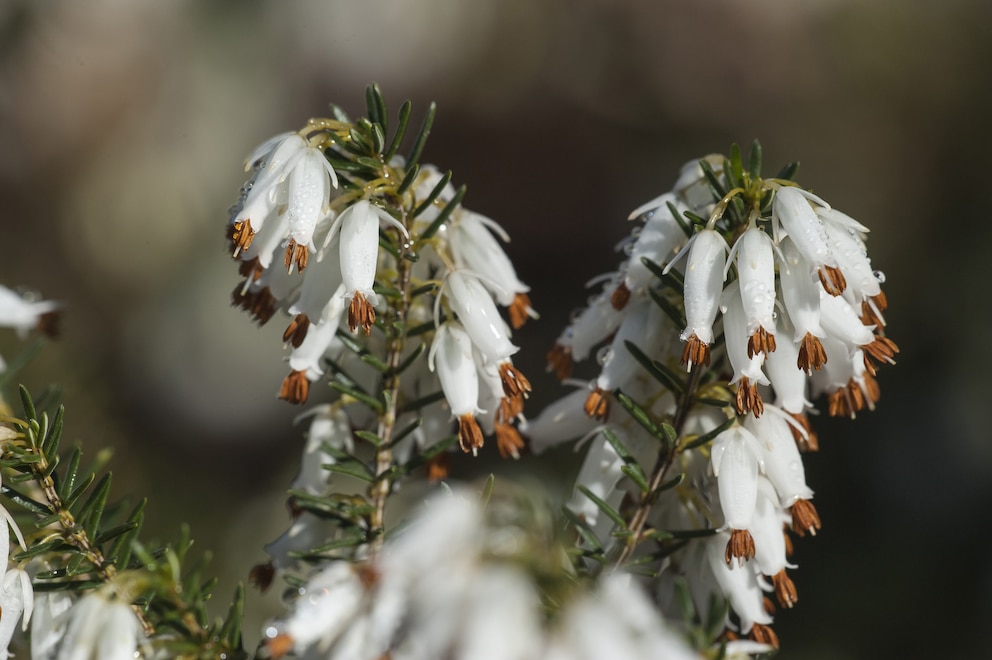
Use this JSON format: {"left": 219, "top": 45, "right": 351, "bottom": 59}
{"left": 495, "top": 422, "right": 525, "bottom": 459}
{"left": 230, "top": 219, "right": 255, "bottom": 257}
{"left": 498, "top": 363, "right": 532, "bottom": 400}
{"left": 499, "top": 396, "right": 524, "bottom": 423}
{"left": 282, "top": 313, "right": 310, "bottom": 348}
{"left": 348, "top": 292, "right": 376, "bottom": 335}
{"left": 681, "top": 334, "right": 711, "bottom": 371}
{"left": 817, "top": 265, "right": 847, "bottom": 296}
{"left": 35, "top": 310, "right": 61, "bottom": 338}
{"left": 584, "top": 387, "right": 610, "bottom": 420}
{"left": 279, "top": 370, "right": 310, "bottom": 405}
{"left": 747, "top": 327, "right": 777, "bottom": 358}
{"left": 789, "top": 412, "right": 819, "bottom": 452}
{"left": 783, "top": 526, "right": 795, "bottom": 557}
{"left": 772, "top": 569, "right": 798, "bottom": 608}
{"left": 863, "top": 335, "right": 899, "bottom": 375}
{"left": 724, "top": 529, "right": 756, "bottom": 566}
{"left": 797, "top": 332, "right": 827, "bottom": 372}
{"left": 508, "top": 292, "right": 535, "bottom": 330}
{"left": 238, "top": 256, "right": 264, "bottom": 281}
{"left": 283, "top": 238, "right": 309, "bottom": 273}
{"left": 610, "top": 282, "right": 631, "bottom": 310}
{"left": 790, "top": 498, "right": 821, "bottom": 537}
{"left": 266, "top": 633, "right": 295, "bottom": 660}
{"left": 232, "top": 283, "right": 277, "bottom": 325}
{"left": 457, "top": 413, "right": 485, "bottom": 454}
{"left": 546, "top": 343, "right": 573, "bottom": 380}
{"left": 734, "top": 377, "right": 764, "bottom": 417}
{"left": 750, "top": 623, "right": 780, "bottom": 649}
{"left": 426, "top": 453, "right": 450, "bottom": 482}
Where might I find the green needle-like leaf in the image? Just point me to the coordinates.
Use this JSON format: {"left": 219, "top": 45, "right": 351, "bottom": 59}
{"left": 385, "top": 100, "right": 412, "bottom": 161}
{"left": 420, "top": 184, "right": 466, "bottom": 240}
{"left": 406, "top": 102, "right": 436, "bottom": 169}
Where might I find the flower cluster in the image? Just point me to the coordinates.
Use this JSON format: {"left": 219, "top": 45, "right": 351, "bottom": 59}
{"left": 263, "top": 491, "right": 703, "bottom": 660}
{"left": 225, "top": 117, "right": 533, "bottom": 459}
{"left": 527, "top": 145, "right": 897, "bottom": 647}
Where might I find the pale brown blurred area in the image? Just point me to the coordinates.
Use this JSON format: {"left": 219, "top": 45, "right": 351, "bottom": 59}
{"left": 1, "top": 0, "right": 990, "bottom": 655}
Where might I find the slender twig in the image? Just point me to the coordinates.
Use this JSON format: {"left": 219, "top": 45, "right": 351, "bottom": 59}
{"left": 612, "top": 366, "right": 704, "bottom": 567}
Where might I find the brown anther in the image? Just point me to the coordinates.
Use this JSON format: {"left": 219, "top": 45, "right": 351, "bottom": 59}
{"left": 498, "top": 362, "right": 532, "bottom": 399}
{"left": 827, "top": 387, "right": 851, "bottom": 418}
{"left": 35, "top": 310, "right": 61, "bottom": 339}
{"left": 783, "top": 526, "right": 795, "bottom": 557}
{"left": 230, "top": 219, "right": 255, "bottom": 257}
{"left": 789, "top": 412, "right": 819, "bottom": 452}
{"left": 763, "top": 596, "right": 777, "bottom": 615}
{"left": 750, "top": 623, "right": 780, "bottom": 649}
{"left": 266, "top": 633, "right": 295, "bottom": 659}
{"left": 862, "top": 372, "right": 880, "bottom": 406}
{"left": 279, "top": 370, "right": 310, "bottom": 405}
{"left": 584, "top": 387, "right": 610, "bottom": 420}
{"left": 817, "top": 265, "right": 847, "bottom": 296}
{"left": 790, "top": 498, "right": 821, "bottom": 537}
{"left": 348, "top": 292, "right": 376, "bottom": 335}
{"left": 499, "top": 395, "right": 524, "bottom": 422}
{"left": 355, "top": 563, "right": 381, "bottom": 591}
{"left": 797, "top": 332, "right": 827, "bottom": 372}
{"left": 508, "top": 292, "right": 534, "bottom": 330}
{"left": 611, "top": 281, "right": 631, "bottom": 310}
{"left": 495, "top": 422, "right": 526, "bottom": 459}
{"left": 724, "top": 529, "right": 756, "bottom": 565}
{"left": 457, "top": 414, "right": 485, "bottom": 454}
{"left": 426, "top": 453, "right": 450, "bottom": 482}
{"left": 546, "top": 343, "right": 573, "bottom": 380}
{"left": 872, "top": 289, "right": 888, "bottom": 311}
{"left": 282, "top": 313, "right": 311, "bottom": 348}
{"left": 772, "top": 569, "right": 799, "bottom": 608}
{"left": 283, "top": 238, "right": 309, "bottom": 273}
{"left": 681, "top": 334, "right": 711, "bottom": 370}
{"left": 747, "top": 327, "right": 777, "bottom": 359}
{"left": 238, "top": 256, "right": 263, "bottom": 281}
{"left": 863, "top": 335, "right": 899, "bottom": 374}
{"left": 248, "top": 561, "right": 275, "bottom": 592}
{"left": 231, "top": 282, "right": 277, "bottom": 325}
{"left": 734, "top": 378, "right": 764, "bottom": 417}
{"left": 861, "top": 299, "right": 885, "bottom": 327}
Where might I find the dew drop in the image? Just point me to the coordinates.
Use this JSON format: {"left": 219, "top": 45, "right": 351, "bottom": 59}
{"left": 265, "top": 626, "right": 279, "bottom": 639}
{"left": 872, "top": 270, "right": 886, "bottom": 284}
{"left": 596, "top": 345, "right": 614, "bottom": 366}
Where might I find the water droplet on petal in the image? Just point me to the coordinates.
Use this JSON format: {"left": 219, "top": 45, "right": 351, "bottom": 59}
{"left": 596, "top": 345, "right": 614, "bottom": 366}
{"left": 872, "top": 270, "right": 886, "bottom": 284}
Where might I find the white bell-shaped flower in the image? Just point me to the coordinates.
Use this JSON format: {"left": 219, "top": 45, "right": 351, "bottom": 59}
{"left": 777, "top": 237, "right": 828, "bottom": 372}
{"left": 763, "top": 326, "right": 811, "bottom": 414}
{"left": 429, "top": 322, "right": 484, "bottom": 453}
{"left": 443, "top": 271, "right": 518, "bottom": 362}
{"left": 731, "top": 227, "right": 777, "bottom": 357}
{"left": 669, "top": 228, "right": 728, "bottom": 369}
{"left": 703, "top": 534, "right": 773, "bottom": 634}
{"left": 773, "top": 186, "right": 845, "bottom": 295}
{"left": 722, "top": 280, "right": 769, "bottom": 416}
{"left": 711, "top": 424, "right": 765, "bottom": 564}
{"left": 0, "top": 568, "right": 33, "bottom": 659}
{"left": 744, "top": 409, "right": 814, "bottom": 506}
{"left": 818, "top": 286, "right": 874, "bottom": 347}
{"left": 58, "top": 592, "right": 145, "bottom": 660}
{"left": 819, "top": 208, "right": 880, "bottom": 300}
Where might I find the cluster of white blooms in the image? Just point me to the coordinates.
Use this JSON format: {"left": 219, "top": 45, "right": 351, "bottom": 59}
{"left": 526, "top": 152, "right": 897, "bottom": 647}
{"left": 263, "top": 492, "right": 703, "bottom": 660}
{"left": 226, "top": 126, "right": 534, "bottom": 459}
{"left": 0, "top": 284, "right": 60, "bottom": 372}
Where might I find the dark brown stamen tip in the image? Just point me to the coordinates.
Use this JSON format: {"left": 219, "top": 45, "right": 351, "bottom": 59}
{"left": 724, "top": 529, "right": 756, "bottom": 566}
{"left": 610, "top": 281, "right": 631, "bottom": 310}
{"left": 230, "top": 219, "right": 256, "bottom": 257}
{"left": 818, "top": 265, "right": 847, "bottom": 296}
{"left": 772, "top": 569, "right": 798, "bottom": 608}
{"left": 747, "top": 327, "right": 777, "bottom": 359}
{"left": 735, "top": 378, "right": 764, "bottom": 417}
{"left": 282, "top": 313, "right": 311, "bottom": 348}
{"left": 750, "top": 623, "right": 779, "bottom": 649}
{"left": 546, "top": 343, "right": 573, "bottom": 380}
{"left": 238, "top": 256, "right": 263, "bottom": 281}
{"left": 279, "top": 370, "right": 310, "bottom": 405}
{"left": 231, "top": 282, "right": 277, "bottom": 325}
{"left": 457, "top": 414, "right": 485, "bottom": 454}
{"left": 498, "top": 363, "right": 532, "bottom": 400}
{"left": 584, "top": 387, "right": 610, "bottom": 420}
{"left": 248, "top": 561, "right": 275, "bottom": 592}
{"left": 797, "top": 332, "right": 827, "bottom": 372}
{"left": 283, "top": 239, "right": 309, "bottom": 273}
{"left": 508, "top": 292, "right": 534, "bottom": 330}
{"left": 681, "top": 334, "right": 711, "bottom": 370}
{"left": 35, "top": 310, "right": 61, "bottom": 339}
{"left": 348, "top": 292, "right": 376, "bottom": 335}
{"left": 789, "top": 412, "right": 819, "bottom": 452}
{"left": 426, "top": 453, "right": 450, "bottom": 482}
{"left": 790, "top": 498, "right": 821, "bottom": 537}
{"left": 495, "top": 422, "right": 526, "bottom": 459}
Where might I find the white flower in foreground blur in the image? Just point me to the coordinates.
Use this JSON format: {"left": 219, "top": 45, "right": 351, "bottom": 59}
{"left": 0, "top": 285, "right": 60, "bottom": 370}
{"left": 55, "top": 591, "right": 145, "bottom": 660}
{"left": 0, "top": 568, "right": 33, "bottom": 660}
{"left": 265, "top": 492, "right": 698, "bottom": 660}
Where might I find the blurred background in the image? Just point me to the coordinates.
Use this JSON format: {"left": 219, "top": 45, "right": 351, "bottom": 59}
{"left": 1, "top": 0, "right": 988, "bottom": 656}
